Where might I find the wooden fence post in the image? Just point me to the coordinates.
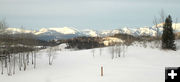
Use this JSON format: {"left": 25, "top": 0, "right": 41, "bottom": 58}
{"left": 101, "top": 66, "right": 103, "bottom": 77}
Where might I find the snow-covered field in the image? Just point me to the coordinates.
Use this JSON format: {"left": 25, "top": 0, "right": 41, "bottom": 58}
{"left": 1, "top": 42, "right": 180, "bottom": 82}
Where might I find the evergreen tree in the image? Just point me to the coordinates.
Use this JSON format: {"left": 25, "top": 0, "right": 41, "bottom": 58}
{"left": 162, "top": 15, "right": 176, "bottom": 50}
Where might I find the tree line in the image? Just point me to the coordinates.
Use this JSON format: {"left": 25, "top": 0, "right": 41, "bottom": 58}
{"left": 58, "top": 36, "right": 104, "bottom": 49}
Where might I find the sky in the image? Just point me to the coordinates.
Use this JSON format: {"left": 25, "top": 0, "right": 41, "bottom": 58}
{"left": 0, "top": 0, "right": 180, "bottom": 30}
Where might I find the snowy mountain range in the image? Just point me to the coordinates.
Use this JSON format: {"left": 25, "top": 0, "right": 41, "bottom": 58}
{"left": 4, "top": 23, "right": 180, "bottom": 41}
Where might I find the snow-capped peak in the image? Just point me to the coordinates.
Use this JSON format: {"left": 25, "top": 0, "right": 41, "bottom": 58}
{"left": 82, "top": 29, "right": 98, "bottom": 37}
{"left": 34, "top": 28, "right": 49, "bottom": 35}
{"left": 49, "top": 27, "right": 78, "bottom": 35}
{"left": 5, "top": 28, "right": 32, "bottom": 34}
{"left": 33, "top": 27, "right": 79, "bottom": 35}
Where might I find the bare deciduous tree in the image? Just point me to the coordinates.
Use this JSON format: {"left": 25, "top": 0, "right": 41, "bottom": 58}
{"left": 159, "top": 9, "right": 165, "bottom": 23}
{"left": 0, "top": 18, "right": 7, "bottom": 33}
{"left": 91, "top": 49, "right": 95, "bottom": 58}
{"left": 175, "top": 18, "right": 178, "bottom": 32}
{"left": 0, "top": 56, "right": 5, "bottom": 75}
{"left": 153, "top": 16, "right": 159, "bottom": 39}
{"left": 109, "top": 46, "right": 115, "bottom": 59}
{"left": 99, "top": 47, "right": 102, "bottom": 56}
{"left": 117, "top": 44, "right": 122, "bottom": 57}
{"left": 47, "top": 46, "right": 58, "bottom": 65}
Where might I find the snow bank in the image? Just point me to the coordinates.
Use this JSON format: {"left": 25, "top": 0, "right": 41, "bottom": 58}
{"left": 1, "top": 42, "right": 180, "bottom": 82}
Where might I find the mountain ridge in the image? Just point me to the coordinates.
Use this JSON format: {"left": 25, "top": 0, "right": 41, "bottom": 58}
{"left": 3, "top": 23, "right": 180, "bottom": 40}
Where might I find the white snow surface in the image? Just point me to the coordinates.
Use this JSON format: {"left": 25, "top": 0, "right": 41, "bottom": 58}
{"left": 1, "top": 42, "right": 180, "bottom": 82}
